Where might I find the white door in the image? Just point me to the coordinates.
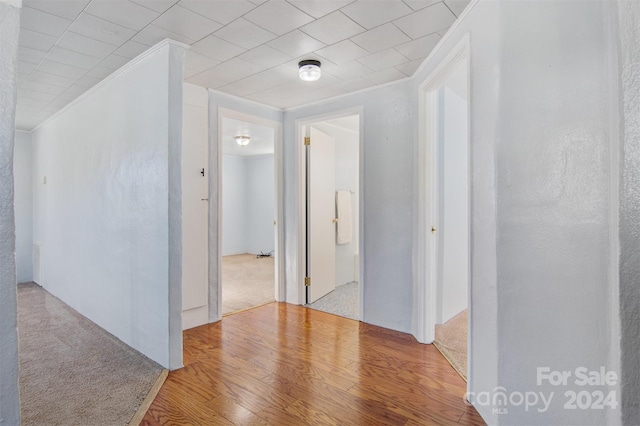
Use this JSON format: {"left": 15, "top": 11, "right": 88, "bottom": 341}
{"left": 307, "top": 127, "right": 336, "bottom": 303}
{"left": 182, "top": 84, "right": 209, "bottom": 330}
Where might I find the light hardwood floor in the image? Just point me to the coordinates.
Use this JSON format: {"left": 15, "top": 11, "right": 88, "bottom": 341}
{"left": 142, "top": 303, "right": 485, "bottom": 425}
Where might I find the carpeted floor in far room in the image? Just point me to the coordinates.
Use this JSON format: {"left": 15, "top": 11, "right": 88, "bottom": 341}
{"left": 17, "top": 282, "right": 163, "bottom": 426}
{"left": 222, "top": 253, "right": 275, "bottom": 315}
{"left": 306, "top": 281, "right": 359, "bottom": 320}
{"left": 434, "top": 308, "right": 468, "bottom": 380}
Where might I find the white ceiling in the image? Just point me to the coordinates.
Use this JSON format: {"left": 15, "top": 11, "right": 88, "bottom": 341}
{"left": 222, "top": 117, "right": 274, "bottom": 157}
{"left": 15, "top": 0, "right": 470, "bottom": 131}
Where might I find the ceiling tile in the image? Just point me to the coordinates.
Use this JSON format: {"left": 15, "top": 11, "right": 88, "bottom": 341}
{"left": 45, "top": 46, "right": 102, "bottom": 70}
{"left": 190, "top": 34, "right": 246, "bottom": 61}
{"left": 444, "top": 0, "right": 470, "bottom": 16}
{"left": 112, "top": 40, "right": 150, "bottom": 58}
{"left": 194, "top": 57, "right": 266, "bottom": 88}
{"left": 315, "top": 40, "right": 368, "bottom": 64}
{"left": 133, "top": 25, "right": 196, "bottom": 46}
{"left": 20, "top": 7, "right": 73, "bottom": 37}
{"left": 218, "top": 65, "right": 292, "bottom": 97}
{"left": 402, "top": 0, "right": 440, "bottom": 11}
{"left": 395, "top": 58, "right": 424, "bottom": 76}
{"left": 37, "top": 60, "right": 87, "bottom": 79}
{"left": 245, "top": 1, "right": 314, "bottom": 36}
{"left": 19, "top": 28, "right": 58, "bottom": 52}
{"left": 23, "top": 0, "right": 90, "bottom": 20}
{"left": 394, "top": 33, "right": 440, "bottom": 60}
{"left": 319, "top": 59, "right": 371, "bottom": 80}
{"left": 248, "top": 0, "right": 268, "bottom": 4}
{"left": 22, "top": 80, "right": 68, "bottom": 95}
{"left": 350, "top": 22, "right": 410, "bottom": 53}
{"left": 18, "top": 46, "right": 47, "bottom": 64}
{"left": 18, "top": 61, "right": 37, "bottom": 74}
{"left": 393, "top": 2, "right": 456, "bottom": 39}
{"left": 86, "top": 65, "right": 115, "bottom": 79}
{"left": 46, "top": 98, "right": 72, "bottom": 110}
{"left": 29, "top": 71, "right": 78, "bottom": 87}
{"left": 99, "top": 54, "right": 131, "bottom": 70}
{"left": 185, "top": 50, "right": 221, "bottom": 74}
{"left": 18, "top": 88, "right": 58, "bottom": 102}
{"left": 363, "top": 67, "right": 407, "bottom": 84}
{"left": 84, "top": 0, "right": 160, "bottom": 31}
{"left": 300, "top": 11, "right": 365, "bottom": 45}
{"left": 69, "top": 13, "right": 137, "bottom": 46}
{"left": 130, "top": 0, "right": 178, "bottom": 13}
{"left": 332, "top": 76, "right": 375, "bottom": 92}
{"left": 341, "top": 0, "right": 412, "bottom": 29}
{"left": 153, "top": 5, "right": 222, "bottom": 41}
{"left": 17, "top": 97, "right": 49, "bottom": 108}
{"left": 56, "top": 32, "right": 119, "bottom": 59}
{"left": 178, "top": 0, "right": 256, "bottom": 25}
{"left": 357, "top": 48, "right": 408, "bottom": 71}
{"left": 215, "top": 18, "right": 278, "bottom": 50}
{"left": 286, "top": 0, "right": 355, "bottom": 19}
{"left": 267, "top": 30, "right": 325, "bottom": 58}
{"left": 65, "top": 84, "right": 90, "bottom": 97}
{"left": 74, "top": 75, "right": 103, "bottom": 88}
{"left": 238, "top": 45, "right": 292, "bottom": 69}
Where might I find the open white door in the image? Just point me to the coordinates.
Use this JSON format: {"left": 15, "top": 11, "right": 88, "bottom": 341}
{"left": 307, "top": 126, "right": 336, "bottom": 303}
{"left": 182, "top": 83, "right": 209, "bottom": 329}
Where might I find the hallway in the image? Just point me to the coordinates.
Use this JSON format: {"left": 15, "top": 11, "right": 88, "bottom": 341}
{"left": 142, "top": 303, "right": 483, "bottom": 425}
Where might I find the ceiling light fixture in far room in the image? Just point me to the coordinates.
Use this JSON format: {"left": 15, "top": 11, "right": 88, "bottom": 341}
{"left": 298, "top": 59, "right": 322, "bottom": 82}
{"left": 234, "top": 135, "right": 252, "bottom": 147}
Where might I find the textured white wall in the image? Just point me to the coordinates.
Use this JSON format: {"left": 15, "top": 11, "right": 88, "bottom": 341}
{"left": 14, "top": 130, "right": 32, "bottom": 283}
{"left": 284, "top": 83, "right": 414, "bottom": 333}
{"left": 618, "top": 1, "right": 640, "bottom": 423}
{"left": 0, "top": 1, "right": 21, "bottom": 423}
{"left": 31, "top": 42, "right": 185, "bottom": 369}
{"left": 413, "top": 1, "right": 621, "bottom": 424}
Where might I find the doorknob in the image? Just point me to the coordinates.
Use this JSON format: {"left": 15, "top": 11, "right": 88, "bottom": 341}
{"left": 201, "top": 198, "right": 208, "bottom": 201}
{"left": 431, "top": 226, "right": 437, "bottom": 234}
{"left": 332, "top": 218, "right": 339, "bottom": 224}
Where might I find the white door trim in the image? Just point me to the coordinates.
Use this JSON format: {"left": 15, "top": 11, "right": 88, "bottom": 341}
{"left": 294, "top": 108, "right": 364, "bottom": 320}
{"left": 210, "top": 107, "right": 285, "bottom": 321}
{"left": 415, "top": 34, "right": 471, "bottom": 381}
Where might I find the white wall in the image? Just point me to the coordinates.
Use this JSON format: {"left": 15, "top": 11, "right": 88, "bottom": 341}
{"left": 314, "top": 122, "right": 359, "bottom": 286}
{"left": 222, "top": 154, "right": 274, "bottom": 256}
{"left": 617, "top": 1, "right": 640, "bottom": 423}
{"left": 438, "top": 84, "right": 469, "bottom": 324}
{"left": 413, "top": 1, "right": 621, "bottom": 424}
{"left": 14, "top": 130, "right": 32, "bottom": 283}
{"left": 246, "top": 155, "right": 275, "bottom": 255}
{"left": 31, "top": 41, "right": 186, "bottom": 369}
{"left": 0, "top": 1, "right": 21, "bottom": 423}
{"left": 222, "top": 155, "right": 247, "bottom": 255}
{"left": 284, "top": 84, "right": 414, "bottom": 333}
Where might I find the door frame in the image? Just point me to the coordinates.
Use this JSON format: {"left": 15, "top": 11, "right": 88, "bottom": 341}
{"left": 212, "top": 107, "right": 285, "bottom": 321}
{"left": 415, "top": 33, "right": 471, "bottom": 372}
{"left": 295, "top": 108, "right": 363, "bottom": 320}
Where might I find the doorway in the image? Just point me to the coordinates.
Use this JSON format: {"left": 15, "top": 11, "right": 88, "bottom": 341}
{"left": 420, "top": 39, "right": 471, "bottom": 381}
{"left": 219, "top": 113, "right": 279, "bottom": 316}
{"left": 299, "top": 113, "right": 361, "bottom": 321}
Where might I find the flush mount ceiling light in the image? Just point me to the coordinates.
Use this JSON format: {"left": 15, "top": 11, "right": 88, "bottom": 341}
{"left": 234, "top": 135, "right": 251, "bottom": 147}
{"left": 298, "top": 59, "right": 321, "bottom": 82}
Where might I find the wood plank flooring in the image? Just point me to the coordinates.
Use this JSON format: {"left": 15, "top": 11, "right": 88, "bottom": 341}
{"left": 142, "top": 303, "right": 485, "bottom": 425}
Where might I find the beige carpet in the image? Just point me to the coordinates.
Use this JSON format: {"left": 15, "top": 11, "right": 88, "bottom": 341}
{"left": 18, "top": 282, "right": 163, "bottom": 426}
{"left": 434, "top": 309, "right": 468, "bottom": 380}
{"left": 222, "top": 254, "right": 275, "bottom": 315}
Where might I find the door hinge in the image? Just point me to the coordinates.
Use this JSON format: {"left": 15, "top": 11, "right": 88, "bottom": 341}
{"left": 304, "top": 136, "right": 310, "bottom": 146}
{"left": 304, "top": 276, "right": 311, "bottom": 286}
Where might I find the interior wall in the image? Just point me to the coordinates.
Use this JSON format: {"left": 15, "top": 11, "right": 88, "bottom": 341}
{"left": 222, "top": 155, "right": 247, "bottom": 256}
{"left": 617, "top": 0, "right": 640, "bottom": 423}
{"left": 31, "top": 41, "right": 186, "bottom": 369}
{"left": 284, "top": 83, "right": 414, "bottom": 333}
{"left": 413, "top": 1, "right": 621, "bottom": 424}
{"left": 245, "top": 155, "right": 275, "bottom": 255}
{"left": 0, "top": 1, "right": 21, "bottom": 423}
{"left": 313, "top": 122, "right": 359, "bottom": 287}
{"left": 14, "top": 130, "right": 32, "bottom": 283}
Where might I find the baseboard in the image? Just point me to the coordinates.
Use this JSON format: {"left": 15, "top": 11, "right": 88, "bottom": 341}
{"left": 128, "top": 369, "right": 168, "bottom": 425}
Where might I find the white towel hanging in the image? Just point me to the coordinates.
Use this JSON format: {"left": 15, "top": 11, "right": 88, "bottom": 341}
{"left": 336, "top": 190, "right": 352, "bottom": 245}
